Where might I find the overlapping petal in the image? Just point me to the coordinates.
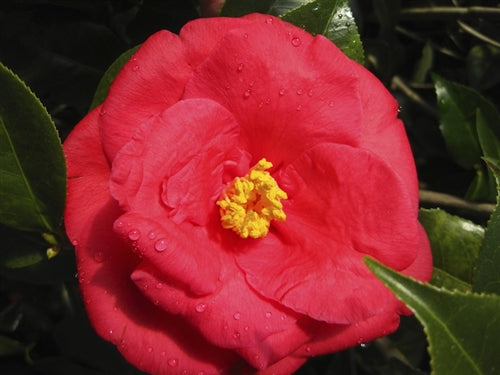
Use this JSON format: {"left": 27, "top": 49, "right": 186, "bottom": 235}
{"left": 64, "top": 106, "right": 240, "bottom": 374}
{"left": 237, "top": 143, "right": 420, "bottom": 324}
{"left": 183, "top": 16, "right": 363, "bottom": 165}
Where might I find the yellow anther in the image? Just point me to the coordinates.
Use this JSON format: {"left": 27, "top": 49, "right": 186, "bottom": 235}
{"left": 217, "top": 158, "right": 287, "bottom": 239}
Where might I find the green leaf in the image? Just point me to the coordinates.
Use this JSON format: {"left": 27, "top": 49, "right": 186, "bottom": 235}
{"left": 365, "top": 257, "right": 500, "bottom": 375}
{"left": 275, "top": 0, "right": 365, "bottom": 64}
{"left": 418, "top": 208, "right": 483, "bottom": 284}
{"left": 0, "top": 335, "right": 25, "bottom": 357}
{"left": 433, "top": 74, "right": 483, "bottom": 170}
{"left": 430, "top": 268, "right": 471, "bottom": 292}
{"left": 476, "top": 109, "right": 500, "bottom": 163}
{"left": 89, "top": 46, "right": 140, "bottom": 110}
{"left": 220, "top": 0, "right": 275, "bottom": 16}
{"left": 473, "top": 158, "right": 500, "bottom": 295}
{"left": 0, "top": 62, "right": 66, "bottom": 233}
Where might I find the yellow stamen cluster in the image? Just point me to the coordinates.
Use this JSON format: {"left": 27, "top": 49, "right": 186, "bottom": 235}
{"left": 217, "top": 158, "right": 287, "bottom": 239}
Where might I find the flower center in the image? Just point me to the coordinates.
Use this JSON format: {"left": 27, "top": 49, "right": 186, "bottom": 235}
{"left": 217, "top": 158, "right": 287, "bottom": 239}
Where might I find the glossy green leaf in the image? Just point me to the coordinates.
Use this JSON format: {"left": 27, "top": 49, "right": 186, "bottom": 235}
{"left": 430, "top": 268, "right": 471, "bottom": 292}
{"left": 433, "top": 74, "right": 483, "bottom": 169}
{"left": 365, "top": 257, "right": 500, "bottom": 375}
{"left": 476, "top": 109, "right": 500, "bottom": 163}
{"left": 0, "top": 62, "right": 66, "bottom": 233}
{"left": 89, "top": 45, "right": 140, "bottom": 110}
{"left": 275, "top": 0, "right": 365, "bottom": 64}
{"left": 220, "top": 0, "right": 275, "bottom": 16}
{"left": 473, "top": 158, "right": 500, "bottom": 295}
{"left": 418, "top": 208, "right": 483, "bottom": 284}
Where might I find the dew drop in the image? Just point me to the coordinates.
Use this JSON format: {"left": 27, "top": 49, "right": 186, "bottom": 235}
{"left": 154, "top": 239, "right": 168, "bottom": 252}
{"left": 71, "top": 239, "right": 79, "bottom": 246}
{"left": 265, "top": 98, "right": 271, "bottom": 105}
{"left": 148, "top": 231, "right": 157, "bottom": 240}
{"left": 198, "top": 371, "right": 205, "bottom": 375}
{"left": 280, "top": 314, "right": 287, "bottom": 321}
{"left": 99, "top": 108, "right": 106, "bottom": 116}
{"left": 233, "top": 331, "right": 241, "bottom": 339}
{"left": 147, "top": 347, "right": 153, "bottom": 353}
{"left": 154, "top": 300, "right": 160, "bottom": 305}
{"left": 195, "top": 303, "right": 207, "bottom": 313}
{"left": 115, "top": 220, "right": 124, "bottom": 228}
{"left": 132, "top": 65, "right": 140, "bottom": 72}
{"left": 291, "top": 37, "right": 302, "bottom": 47}
{"left": 237, "top": 63, "right": 245, "bottom": 72}
{"left": 265, "top": 311, "right": 272, "bottom": 318}
{"left": 108, "top": 329, "right": 114, "bottom": 336}
{"left": 308, "top": 89, "right": 313, "bottom": 97}
{"left": 296, "top": 88, "right": 303, "bottom": 95}
{"left": 93, "top": 251, "right": 105, "bottom": 263}
{"left": 296, "top": 104, "right": 302, "bottom": 111}
{"left": 279, "top": 88, "right": 286, "bottom": 96}
{"left": 233, "top": 312, "right": 241, "bottom": 320}
{"left": 155, "top": 282, "right": 164, "bottom": 289}
{"left": 265, "top": 17, "right": 273, "bottom": 24}
{"left": 328, "top": 101, "right": 335, "bottom": 107}
{"left": 305, "top": 346, "right": 312, "bottom": 353}
{"left": 243, "top": 89, "right": 252, "bottom": 99}
{"left": 244, "top": 325, "right": 249, "bottom": 331}
{"left": 168, "top": 358, "right": 179, "bottom": 367}
{"left": 248, "top": 80, "right": 254, "bottom": 87}
{"left": 128, "top": 229, "right": 141, "bottom": 241}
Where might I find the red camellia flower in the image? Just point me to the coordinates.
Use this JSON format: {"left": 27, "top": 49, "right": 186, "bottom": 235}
{"left": 64, "top": 13, "right": 432, "bottom": 375}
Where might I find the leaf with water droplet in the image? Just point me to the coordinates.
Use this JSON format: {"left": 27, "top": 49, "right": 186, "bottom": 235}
{"left": 272, "top": 0, "right": 365, "bottom": 64}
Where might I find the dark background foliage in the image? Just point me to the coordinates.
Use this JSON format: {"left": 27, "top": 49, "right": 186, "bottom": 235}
{"left": 1, "top": 0, "right": 499, "bottom": 374}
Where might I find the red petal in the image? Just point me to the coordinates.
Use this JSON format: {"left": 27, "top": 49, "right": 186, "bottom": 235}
{"left": 64, "top": 106, "right": 110, "bottom": 244}
{"left": 100, "top": 30, "right": 193, "bottom": 161}
{"left": 130, "top": 260, "right": 305, "bottom": 369}
{"left": 109, "top": 98, "right": 242, "bottom": 224}
{"left": 295, "top": 312, "right": 401, "bottom": 357}
{"left": 237, "top": 143, "right": 422, "bottom": 324}
{"left": 183, "top": 16, "right": 363, "bottom": 165}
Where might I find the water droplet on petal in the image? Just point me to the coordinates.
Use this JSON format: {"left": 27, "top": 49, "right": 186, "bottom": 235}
{"left": 243, "top": 33, "right": 248, "bottom": 39}
{"left": 280, "top": 314, "right": 287, "bottom": 321}
{"left": 108, "top": 329, "right": 114, "bottom": 336}
{"left": 168, "top": 358, "right": 179, "bottom": 367}
{"left": 154, "top": 239, "right": 167, "bottom": 252}
{"left": 155, "top": 282, "right": 164, "bottom": 289}
{"left": 279, "top": 88, "right": 286, "bottom": 96}
{"left": 296, "top": 104, "right": 302, "bottom": 111}
{"left": 115, "top": 220, "right": 124, "bottom": 228}
{"left": 93, "top": 251, "right": 105, "bottom": 263}
{"left": 328, "top": 101, "right": 335, "bottom": 107}
{"left": 308, "top": 89, "right": 313, "bottom": 97}
{"left": 291, "top": 37, "right": 302, "bottom": 47}
{"left": 147, "top": 347, "right": 153, "bottom": 353}
{"left": 99, "top": 108, "right": 106, "bottom": 116}
{"left": 132, "top": 65, "right": 139, "bottom": 72}
{"left": 244, "top": 325, "right": 249, "bottom": 331}
{"left": 305, "top": 346, "right": 312, "bottom": 353}
{"left": 148, "top": 231, "right": 156, "bottom": 240}
{"left": 248, "top": 80, "right": 254, "bottom": 87}
{"left": 265, "top": 312, "right": 272, "bottom": 318}
{"left": 237, "top": 63, "right": 245, "bottom": 72}
{"left": 195, "top": 303, "right": 207, "bottom": 313}
{"left": 71, "top": 239, "right": 79, "bottom": 246}
{"left": 233, "top": 312, "right": 241, "bottom": 320}
{"left": 296, "top": 88, "right": 303, "bottom": 95}
{"left": 243, "top": 89, "right": 251, "bottom": 99}
{"left": 128, "top": 229, "right": 141, "bottom": 241}
{"left": 233, "top": 331, "right": 240, "bottom": 339}
{"left": 198, "top": 371, "right": 205, "bottom": 375}
{"left": 265, "top": 18, "right": 273, "bottom": 24}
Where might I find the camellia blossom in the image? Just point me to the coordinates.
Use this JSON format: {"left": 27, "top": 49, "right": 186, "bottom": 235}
{"left": 64, "top": 13, "right": 432, "bottom": 375}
